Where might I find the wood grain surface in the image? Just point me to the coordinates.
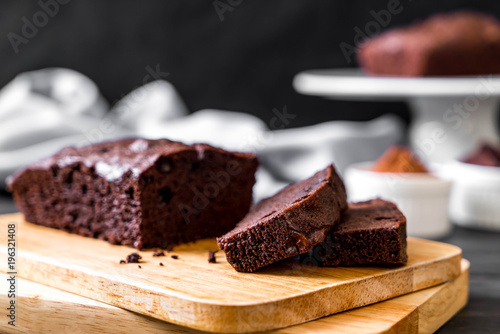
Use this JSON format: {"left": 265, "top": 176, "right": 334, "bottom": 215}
{"left": 0, "top": 213, "right": 463, "bottom": 333}
{"left": 0, "top": 260, "right": 469, "bottom": 334}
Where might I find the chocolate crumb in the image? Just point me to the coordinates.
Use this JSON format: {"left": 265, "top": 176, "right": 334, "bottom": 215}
{"left": 138, "top": 265, "right": 142, "bottom": 269}
{"left": 171, "top": 255, "right": 179, "bottom": 260}
{"left": 119, "top": 260, "right": 126, "bottom": 264}
{"left": 208, "top": 250, "right": 217, "bottom": 263}
{"left": 153, "top": 249, "right": 165, "bottom": 257}
{"left": 8, "top": 139, "right": 259, "bottom": 253}
{"left": 159, "top": 262, "right": 164, "bottom": 266}
{"left": 126, "top": 252, "right": 142, "bottom": 263}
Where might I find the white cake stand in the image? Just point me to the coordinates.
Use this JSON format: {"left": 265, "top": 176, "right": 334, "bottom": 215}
{"left": 293, "top": 68, "right": 500, "bottom": 163}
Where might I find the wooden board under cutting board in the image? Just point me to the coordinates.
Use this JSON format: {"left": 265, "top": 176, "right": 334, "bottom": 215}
{"left": 0, "top": 260, "right": 470, "bottom": 334}
{"left": 0, "top": 213, "right": 462, "bottom": 333}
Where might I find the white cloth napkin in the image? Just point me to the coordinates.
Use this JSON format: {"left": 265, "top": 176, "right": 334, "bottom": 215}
{"left": 0, "top": 68, "right": 403, "bottom": 201}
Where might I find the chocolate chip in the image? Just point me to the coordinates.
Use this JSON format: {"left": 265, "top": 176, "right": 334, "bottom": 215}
{"left": 65, "top": 170, "right": 74, "bottom": 185}
{"left": 158, "top": 188, "right": 173, "bottom": 204}
{"left": 125, "top": 187, "right": 135, "bottom": 199}
{"left": 159, "top": 262, "right": 164, "bottom": 266}
{"left": 119, "top": 260, "right": 126, "bottom": 264}
{"left": 171, "top": 255, "right": 178, "bottom": 260}
{"left": 126, "top": 252, "right": 142, "bottom": 263}
{"left": 138, "top": 265, "right": 142, "bottom": 269}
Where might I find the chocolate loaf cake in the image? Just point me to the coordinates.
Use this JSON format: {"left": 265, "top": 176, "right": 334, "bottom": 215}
{"left": 358, "top": 11, "right": 500, "bottom": 76}
{"left": 217, "top": 164, "right": 347, "bottom": 273}
{"left": 8, "top": 138, "right": 258, "bottom": 249}
{"left": 302, "top": 199, "right": 407, "bottom": 267}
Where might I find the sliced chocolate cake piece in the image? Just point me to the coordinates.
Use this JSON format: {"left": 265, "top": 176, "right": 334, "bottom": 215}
{"left": 358, "top": 11, "right": 500, "bottom": 77}
{"left": 302, "top": 199, "right": 407, "bottom": 267}
{"left": 8, "top": 138, "right": 258, "bottom": 249}
{"left": 217, "top": 164, "right": 347, "bottom": 273}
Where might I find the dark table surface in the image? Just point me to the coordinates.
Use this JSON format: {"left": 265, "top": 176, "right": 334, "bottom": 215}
{"left": 1, "top": 192, "right": 499, "bottom": 333}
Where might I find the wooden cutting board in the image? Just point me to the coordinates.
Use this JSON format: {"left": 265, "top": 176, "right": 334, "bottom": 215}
{"left": 0, "top": 260, "right": 469, "bottom": 334}
{"left": 0, "top": 213, "right": 462, "bottom": 333}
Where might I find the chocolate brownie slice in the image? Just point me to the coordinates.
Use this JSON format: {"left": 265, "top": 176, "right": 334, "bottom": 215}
{"left": 8, "top": 138, "right": 258, "bottom": 249}
{"left": 358, "top": 11, "right": 500, "bottom": 76}
{"left": 217, "top": 164, "right": 347, "bottom": 273}
{"left": 302, "top": 199, "right": 407, "bottom": 267}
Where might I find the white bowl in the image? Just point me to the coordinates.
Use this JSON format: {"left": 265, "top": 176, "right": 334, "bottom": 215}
{"left": 439, "top": 161, "right": 500, "bottom": 231}
{"left": 344, "top": 162, "right": 452, "bottom": 239}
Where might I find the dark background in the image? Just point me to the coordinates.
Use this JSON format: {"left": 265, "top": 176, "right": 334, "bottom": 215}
{"left": 1, "top": 0, "right": 500, "bottom": 128}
